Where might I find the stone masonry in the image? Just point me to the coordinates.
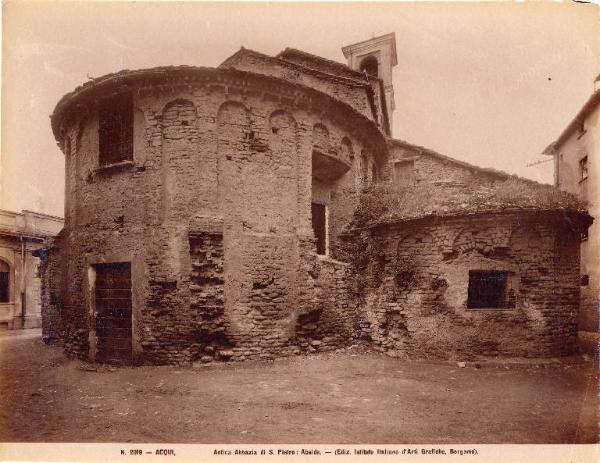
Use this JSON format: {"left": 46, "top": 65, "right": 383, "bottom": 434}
{"left": 46, "top": 55, "right": 387, "bottom": 365}
{"left": 42, "top": 36, "right": 591, "bottom": 365}
{"left": 345, "top": 212, "right": 582, "bottom": 359}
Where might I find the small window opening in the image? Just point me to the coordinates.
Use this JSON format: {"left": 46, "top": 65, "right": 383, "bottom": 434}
{"left": 311, "top": 203, "right": 327, "bottom": 256}
{"left": 393, "top": 160, "right": 415, "bottom": 186}
{"left": 0, "top": 260, "right": 9, "bottom": 303}
{"left": 99, "top": 93, "right": 133, "bottom": 165}
{"left": 580, "top": 156, "right": 588, "bottom": 181}
{"left": 581, "top": 275, "right": 589, "bottom": 286}
{"left": 467, "top": 270, "right": 513, "bottom": 309}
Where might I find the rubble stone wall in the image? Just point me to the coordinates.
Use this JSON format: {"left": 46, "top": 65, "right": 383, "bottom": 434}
{"left": 220, "top": 51, "right": 374, "bottom": 122}
{"left": 45, "top": 67, "right": 586, "bottom": 365}
{"left": 296, "top": 256, "right": 356, "bottom": 353}
{"left": 51, "top": 71, "right": 379, "bottom": 364}
{"left": 389, "top": 142, "right": 504, "bottom": 185}
{"left": 39, "top": 246, "right": 63, "bottom": 340}
{"left": 351, "top": 212, "right": 581, "bottom": 359}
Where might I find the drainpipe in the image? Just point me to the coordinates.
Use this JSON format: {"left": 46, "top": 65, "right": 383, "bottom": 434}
{"left": 20, "top": 236, "right": 26, "bottom": 328}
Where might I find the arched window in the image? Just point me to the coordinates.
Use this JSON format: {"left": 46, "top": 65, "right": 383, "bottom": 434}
{"left": 161, "top": 99, "right": 197, "bottom": 142}
{"left": 0, "top": 260, "right": 9, "bottom": 303}
{"left": 360, "top": 56, "right": 379, "bottom": 78}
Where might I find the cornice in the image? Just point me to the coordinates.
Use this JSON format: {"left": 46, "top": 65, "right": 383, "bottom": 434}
{"left": 51, "top": 66, "right": 388, "bottom": 156}
{"left": 342, "top": 33, "right": 397, "bottom": 67}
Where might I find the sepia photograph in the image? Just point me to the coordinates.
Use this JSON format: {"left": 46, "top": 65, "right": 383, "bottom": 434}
{"left": 0, "top": 1, "right": 598, "bottom": 461}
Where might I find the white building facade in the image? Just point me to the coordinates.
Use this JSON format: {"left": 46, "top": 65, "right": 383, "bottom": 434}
{"left": 0, "top": 209, "right": 63, "bottom": 329}
{"left": 545, "top": 78, "right": 600, "bottom": 351}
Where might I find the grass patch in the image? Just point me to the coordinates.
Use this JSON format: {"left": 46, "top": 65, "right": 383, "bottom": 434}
{"left": 351, "top": 176, "right": 587, "bottom": 229}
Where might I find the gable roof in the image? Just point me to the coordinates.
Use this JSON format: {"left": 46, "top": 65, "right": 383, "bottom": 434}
{"left": 389, "top": 138, "right": 512, "bottom": 181}
{"left": 220, "top": 47, "right": 390, "bottom": 134}
{"left": 276, "top": 47, "right": 365, "bottom": 80}
{"left": 352, "top": 176, "right": 589, "bottom": 230}
{"left": 221, "top": 47, "right": 367, "bottom": 86}
{"left": 544, "top": 88, "right": 600, "bottom": 154}
{"left": 341, "top": 32, "right": 398, "bottom": 67}
{"left": 349, "top": 137, "right": 591, "bottom": 228}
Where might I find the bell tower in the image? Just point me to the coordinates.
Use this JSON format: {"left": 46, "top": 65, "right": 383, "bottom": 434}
{"left": 342, "top": 33, "right": 397, "bottom": 132}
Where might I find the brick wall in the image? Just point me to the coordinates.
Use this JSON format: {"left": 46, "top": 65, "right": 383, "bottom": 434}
{"left": 298, "top": 256, "right": 356, "bottom": 352}
{"left": 389, "top": 142, "right": 505, "bottom": 187}
{"left": 48, "top": 69, "right": 382, "bottom": 365}
{"left": 221, "top": 50, "right": 375, "bottom": 124}
{"left": 45, "top": 66, "right": 586, "bottom": 365}
{"left": 39, "top": 245, "right": 63, "bottom": 340}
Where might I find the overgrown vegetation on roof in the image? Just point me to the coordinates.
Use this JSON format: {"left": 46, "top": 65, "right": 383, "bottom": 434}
{"left": 351, "top": 177, "right": 588, "bottom": 229}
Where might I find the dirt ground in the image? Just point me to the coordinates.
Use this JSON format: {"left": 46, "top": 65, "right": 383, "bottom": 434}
{"left": 0, "top": 329, "right": 597, "bottom": 444}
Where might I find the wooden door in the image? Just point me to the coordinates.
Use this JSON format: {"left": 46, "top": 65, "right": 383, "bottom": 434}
{"left": 95, "top": 263, "right": 132, "bottom": 364}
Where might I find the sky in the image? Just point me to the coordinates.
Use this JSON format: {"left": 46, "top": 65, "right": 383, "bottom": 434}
{"left": 1, "top": 1, "right": 599, "bottom": 218}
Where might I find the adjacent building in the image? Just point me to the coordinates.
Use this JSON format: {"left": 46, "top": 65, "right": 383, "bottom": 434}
{"left": 0, "top": 209, "right": 63, "bottom": 329}
{"left": 347, "top": 140, "right": 589, "bottom": 358}
{"left": 544, "top": 76, "right": 600, "bottom": 351}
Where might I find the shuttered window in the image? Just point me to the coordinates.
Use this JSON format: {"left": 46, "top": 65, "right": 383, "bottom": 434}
{"left": 393, "top": 160, "right": 415, "bottom": 186}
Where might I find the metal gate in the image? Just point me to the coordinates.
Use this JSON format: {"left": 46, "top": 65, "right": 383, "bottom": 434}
{"left": 94, "top": 262, "right": 132, "bottom": 364}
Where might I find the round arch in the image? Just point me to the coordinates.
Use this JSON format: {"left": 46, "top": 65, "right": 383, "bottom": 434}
{"left": 359, "top": 55, "right": 379, "bottom": 78}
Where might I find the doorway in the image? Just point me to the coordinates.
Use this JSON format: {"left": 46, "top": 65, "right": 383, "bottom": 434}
{"left": 94, "top": 262, "right": 132, "bottom": 364}
{"left": 311, "top": 203, "right": 327, "bottom": 255}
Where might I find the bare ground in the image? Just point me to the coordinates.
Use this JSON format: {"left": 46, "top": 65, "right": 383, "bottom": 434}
{"left": 0, "top": 329, "right": 597, "bottom": 444}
